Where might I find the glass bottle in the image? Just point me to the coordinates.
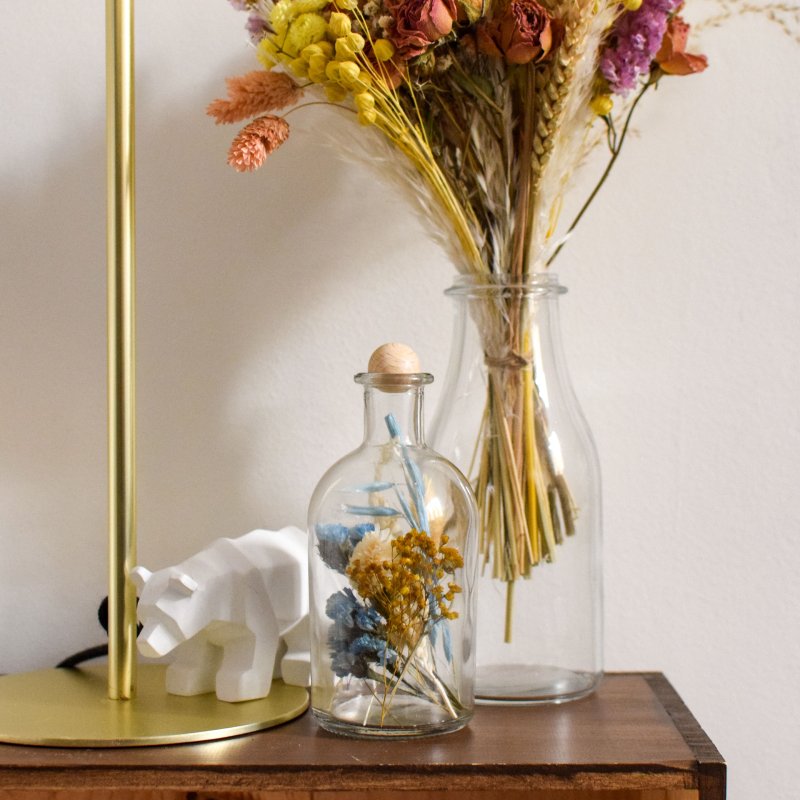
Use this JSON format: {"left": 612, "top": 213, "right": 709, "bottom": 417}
{"left": 308, "top": 344, "right": 478, "bottom": 737}
{"left": 430, "top": 275, "right": 603, "bottom": 703}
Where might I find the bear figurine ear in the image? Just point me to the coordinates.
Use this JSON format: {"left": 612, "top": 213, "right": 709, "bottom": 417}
{"left": 169, "top": 570, "right": 199, "bottom": 597}
{"left": 130, "top": 565, "right": 152, "bottom": 591}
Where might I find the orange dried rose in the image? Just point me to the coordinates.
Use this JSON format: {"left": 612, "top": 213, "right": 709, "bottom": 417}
{"left": 476, "top": 0, "right": 561, "bottom": 66}
{"left": 655, "top": 16, "right": 708, "bottom": 76}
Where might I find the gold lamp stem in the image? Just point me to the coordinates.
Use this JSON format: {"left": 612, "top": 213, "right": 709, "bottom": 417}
{"left": 106, "top": 0, "right": 137, "bottom": 701}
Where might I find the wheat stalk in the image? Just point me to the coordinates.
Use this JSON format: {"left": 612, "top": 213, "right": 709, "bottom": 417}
{"left": 530, "top": 0, "right": 618, "bottom": 264}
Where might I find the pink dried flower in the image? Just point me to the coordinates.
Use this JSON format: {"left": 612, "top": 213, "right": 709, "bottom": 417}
{"left": 227, "top": 115, "right": 290, "bottom": 172}
{"left": 389, "top": 0, "right": 459, "bottom": 58}
{"left": 207, "top": 71, "right": 303, "bottom": 125}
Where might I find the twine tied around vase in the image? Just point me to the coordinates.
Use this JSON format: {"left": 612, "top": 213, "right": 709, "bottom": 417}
{"left": 483, "top": 351, "right": 531, "bottom": 370}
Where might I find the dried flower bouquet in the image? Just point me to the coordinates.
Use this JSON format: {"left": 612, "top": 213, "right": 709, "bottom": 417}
{"left": 210, "top": 0, "right": 707, "bottom": 637}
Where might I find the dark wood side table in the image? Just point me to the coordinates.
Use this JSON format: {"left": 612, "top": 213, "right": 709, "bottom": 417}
{"left": 0, "top": 672, "right": 725, "bottom": 800}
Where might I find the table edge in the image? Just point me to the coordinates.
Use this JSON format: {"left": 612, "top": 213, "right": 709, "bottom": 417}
{"left": 0, "top": 762, "right": 702, "bottom": 793}
{"left": 638, "top": 672, "right": 727, "bottom": 800}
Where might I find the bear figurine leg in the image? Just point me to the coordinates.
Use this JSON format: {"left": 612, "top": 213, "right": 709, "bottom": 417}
{"left": 209, "top": 602, "right": 280, "bottom": 703}
{"left": 165, "top": 634, "right": 222, "bottom": 696}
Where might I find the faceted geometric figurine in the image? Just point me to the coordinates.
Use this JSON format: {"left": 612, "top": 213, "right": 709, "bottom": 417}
{"left": 132, "top": 527, "right": 310, "bottom": 703}
{"left": 308, "top": 344, "right": 478, "bottom": 737}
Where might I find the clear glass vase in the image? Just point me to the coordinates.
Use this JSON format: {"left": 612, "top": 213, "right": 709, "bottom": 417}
{"left": 308, "top": 351, "right": 478, "bottom": 737}
{"left": 430, "top": 275, "right": 603, "bottom": 704}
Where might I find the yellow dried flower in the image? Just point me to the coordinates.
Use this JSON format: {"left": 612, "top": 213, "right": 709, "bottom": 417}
{"left": 372, "top": 38, "right": 395, "bottom": 62}
{"left": 336, "top": 0, "right": 358, "bottom": 8}
{"left": 271, "top": 0, "right": 329, "bottom": 34}
{"left": 308, "top": 67, "right": 327, "bottom": 83}
{"left": 355, "top": 92, "right": 374, "bottom": 112}
{"left": 301, "top": 43, "right": 323, "bottom": 61}
{"left": 622, "top": 0, "right": 642, "bottom": 9}
{"left": 337, "top": 60, "right": 361, "bottom": 87}
{"left": 356, "top": 71, "right": 372, "bottom": 89}
{"left": 345, "top": 32, "right": 366, "bottom": 52}
{"left": 591, "top": 94, "right": 613, "bottom": 116}
{"left": 288, "top": 58, "right": 309, "bottom": 78}
{"left": 324, "top": 82, "right": 349, "bottom": 102}
{"left": 256, "top": 38, "right": 280, "bottom": 69}
{"left": 328, "top": 11, "right": 352, "bottom": 38}
{"left": 270, "top": 0, "right": 292, "bottom": 35}
{"left": 346, "top": 529, "right": 463, "bottom": 654}
{"left": 307, "top": 52, "right": 330, "bottom": 82}
{"left": 325, "top": 61, "right": 342, "bottom": 81}
{"left": 335, "top": 38, "right": 356, "bottom": 61}
{"left": 283, "top": 12, "right": 328, "bottom": 57}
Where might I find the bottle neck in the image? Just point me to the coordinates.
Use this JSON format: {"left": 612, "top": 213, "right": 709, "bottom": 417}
{"left": 363, "top": 386, "right": 425, "bottom": 446}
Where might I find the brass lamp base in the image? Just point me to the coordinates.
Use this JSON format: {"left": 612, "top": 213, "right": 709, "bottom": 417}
{"left": 0, "top": 664, "right": 308, "bottom": 747}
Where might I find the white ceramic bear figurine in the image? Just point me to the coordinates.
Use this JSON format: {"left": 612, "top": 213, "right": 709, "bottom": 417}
{"left": 131, "top": 527, "right": 309, "bottom": 703}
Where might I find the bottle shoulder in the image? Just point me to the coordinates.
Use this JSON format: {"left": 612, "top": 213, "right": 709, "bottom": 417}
{"left": 308, "top": 442, "right": 477, "bottom": 527}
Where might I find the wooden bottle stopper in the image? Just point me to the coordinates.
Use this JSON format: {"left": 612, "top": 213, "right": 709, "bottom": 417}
{"left": 368, "top": 343, "right": 421, "bottom": 375}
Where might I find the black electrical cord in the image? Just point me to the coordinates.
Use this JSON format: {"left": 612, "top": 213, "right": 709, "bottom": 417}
{"left": 56, "top": 645, "right": 109, "bottom": 669}
{"left": 56, "top": 596, "right": 142, "bottom": 668}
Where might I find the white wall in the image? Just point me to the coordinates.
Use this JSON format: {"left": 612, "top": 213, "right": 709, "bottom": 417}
{"left": 1, "top": 3, "right": 798, "bottom": 797}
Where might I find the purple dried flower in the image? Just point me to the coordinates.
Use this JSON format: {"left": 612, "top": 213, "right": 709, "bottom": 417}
{"left": 245, "top": 13, "right": 269, "bottom": 43}
{"left": 228, "top": 0, "right": 250, "bottom": 10}
{"left": 600, "top": 0, "right": 682, "bottom": 95}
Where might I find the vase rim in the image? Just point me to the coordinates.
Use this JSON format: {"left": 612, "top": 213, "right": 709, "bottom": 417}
{"left": 445, "top": 273, "right": 567, "bottom": 296}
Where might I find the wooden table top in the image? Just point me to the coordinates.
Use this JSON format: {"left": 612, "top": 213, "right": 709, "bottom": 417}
{"left": 0, "top": 673, "right": 725, "bottom": 798}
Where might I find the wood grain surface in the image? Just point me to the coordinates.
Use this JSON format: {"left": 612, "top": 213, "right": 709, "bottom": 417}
{"left": 0, "top": 791, "right": 699, "bottom": 799}
{"left": 0, "top": 674, "right": 724, "bottom": 798}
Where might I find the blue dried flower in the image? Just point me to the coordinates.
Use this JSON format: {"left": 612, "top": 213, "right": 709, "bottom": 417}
{"left": 325, "top": 588, "right": 393, "bottom": 678}
{"left": 354, "top": 605, "right": 382, "bottom": 634}
{"left": 325, "top": 587, "right": 359, "bottom": 624}
{"left": 349, "top": 523, "right": 374, "bottom": 545}
{"left": 316, "top": 523, "right": 373, "bottom": 573}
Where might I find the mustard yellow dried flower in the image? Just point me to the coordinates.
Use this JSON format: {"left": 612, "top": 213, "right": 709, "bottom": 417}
{"left": 346, "top": 529, "right": 463, "bottom": 654}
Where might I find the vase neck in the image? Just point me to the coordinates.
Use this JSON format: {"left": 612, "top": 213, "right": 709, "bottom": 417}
{"left": 362, "top": 386, "right": 425, "bottom": 447}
